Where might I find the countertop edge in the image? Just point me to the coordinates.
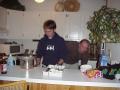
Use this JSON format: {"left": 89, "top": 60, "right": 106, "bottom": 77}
{"left": 0, "top": 76, "right": 120, "bottom": 88}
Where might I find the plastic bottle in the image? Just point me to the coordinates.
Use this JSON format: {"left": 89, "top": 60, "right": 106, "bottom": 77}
{"left": 100, "top": 50, "right": 109, "bottom": 66}
{"left": 7, "top": 54, "right": 14, "bottom": 70}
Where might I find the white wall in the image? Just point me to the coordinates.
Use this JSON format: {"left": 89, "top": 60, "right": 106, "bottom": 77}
{"left": 108, "top": 0, "right": 120, "bottom": 9}
{"left": 19, "top": 0, "right": 105, "bottom": 12}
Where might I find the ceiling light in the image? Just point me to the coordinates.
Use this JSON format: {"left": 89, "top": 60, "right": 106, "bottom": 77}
{"left": 34, "top": 0, "right": 45, "bottom": 3}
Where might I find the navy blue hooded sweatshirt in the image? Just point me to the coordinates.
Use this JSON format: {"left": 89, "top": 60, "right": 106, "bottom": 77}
{"left": 36, "top": 33, "right": 67, "bottom": 66}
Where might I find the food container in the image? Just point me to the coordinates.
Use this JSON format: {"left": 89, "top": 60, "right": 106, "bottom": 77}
{"left": 20, "top": 56, "right": 34, "bottom": 69}
{"left": 80, "top": 64, "right": 92, "bottom": 73}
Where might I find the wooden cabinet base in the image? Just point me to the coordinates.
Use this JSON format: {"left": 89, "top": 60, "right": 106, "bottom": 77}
{"left": 28, "top": 83, "right": 120, "bottom": 90}
{"left": 0, "top": 80, "right": 14, "bottom": 84}
{"left": 0, "top": 81, "right": 119, "bottom": 90}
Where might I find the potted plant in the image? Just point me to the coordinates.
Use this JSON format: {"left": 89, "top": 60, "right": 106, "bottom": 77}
{"left": 87, "top": 6, "right": 120, "bottom": 43}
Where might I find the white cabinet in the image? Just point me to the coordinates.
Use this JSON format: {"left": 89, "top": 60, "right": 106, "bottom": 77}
{"left": 6, "top": 10, "right": 89, "bottom": 41}
{"left": 22, "top": 12, "right": 42, "bottom": 39}
{"left": 6, "top": 10, "right": 24, "bottom": 39}
{"left": 64, "top": 12, "right": 90, "bottom": 41}
{"left": 47, "top": 12, "right": 84, "bottom": 41}
{"left": 22, "top": 12, "right": 55, "bottom": 39}
{"left": 38, "top": 12, "right": 55, "bottom": 39}
{"left": 51, "top": 12, "right": 88, "bottom": 41}
{"left": 0, "top": 7, "right": 7, "bottom": 32}
{"left": 63, "top": 13, "right": 83, "bottom": 41}
{"left": 52, "top": 12, "right": 66, "bottom": 38}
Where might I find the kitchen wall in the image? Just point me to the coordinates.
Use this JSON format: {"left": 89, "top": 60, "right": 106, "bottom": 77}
{"left": 1, "top": 0, "right": 120, "bottom": 51}
{"left": 5, "top": 0, "right": 105, "bottom": 50}
{"left": 108, "top": 0, "right": 120, "bottom": 9}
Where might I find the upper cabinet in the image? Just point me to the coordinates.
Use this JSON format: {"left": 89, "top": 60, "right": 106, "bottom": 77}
{"left": 6, "top": 10, "right": 24, "bottom": 39}
{"left": 22, "top": 12, "right": 55, "bottom": 39}
{"left": 22, "top": 12, "right": 42, "bottom": 39}
{"left": 0, "top": 7, "right": 7, "bottom": 32}
{"left": 65, "top": 13, "right": 82, "bottom": 41}
{"left": 53, "top": 12, "right": 88, "bottom": 41}
{"left": 52, "top": 12, "right": 66, "bottom": 38}
{"left": 6, "top": 10, "right": 89, "bottom": 41}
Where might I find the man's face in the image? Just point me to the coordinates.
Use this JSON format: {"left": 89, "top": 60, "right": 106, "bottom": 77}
{"left": 79, "top": 42, "right": 89, "bottom": 54}
{"left": 44, "top": 29, "right": 55, "bottom": 39}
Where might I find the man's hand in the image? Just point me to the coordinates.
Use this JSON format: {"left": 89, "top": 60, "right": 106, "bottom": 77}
{"left": 58, "top": 59, "right": 64, "bottom": 65}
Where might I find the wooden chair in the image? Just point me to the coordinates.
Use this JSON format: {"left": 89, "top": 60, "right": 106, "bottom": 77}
{"left": 0, "top": 80, "right": 27, "bottom": 90}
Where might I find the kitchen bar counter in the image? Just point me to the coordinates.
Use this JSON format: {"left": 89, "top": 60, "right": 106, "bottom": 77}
{"left": 0, "top": 66, "right": 120, "bottom": 88}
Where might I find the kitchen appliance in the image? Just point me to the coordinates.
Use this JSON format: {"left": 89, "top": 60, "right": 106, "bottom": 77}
{"left": 0, "top": 44, "right": 24, "bottom": 55}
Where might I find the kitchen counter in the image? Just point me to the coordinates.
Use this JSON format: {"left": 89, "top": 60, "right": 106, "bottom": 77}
{"left": 0, "top": 66, "right": 120, "bottom": 88}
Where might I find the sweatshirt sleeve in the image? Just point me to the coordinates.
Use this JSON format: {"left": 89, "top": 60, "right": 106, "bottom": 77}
{"left": 58, "top": 38, "right": 67, "bottom": 61}
{"left": 36, "top": 40, "right": 44, "bottom": 58}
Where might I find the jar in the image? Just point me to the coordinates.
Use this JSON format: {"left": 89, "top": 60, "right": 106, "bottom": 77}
{"left": 20, "top": 56, "right": 34, "bottom": 69}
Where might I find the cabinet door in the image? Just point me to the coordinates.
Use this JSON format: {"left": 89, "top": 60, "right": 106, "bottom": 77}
{"left": 22, "top": 12, "right": 55, "bottom": 39}
{"left": 65, "top": 13, "right": 82, "bottom": 41}
{"left": 40, "top": 12, "right": 55, "bottom": 38}
{"left": 52, "top": 12, "right": 66, "bottom": 39}
{"left": 22, "top": 12, "right": 42, "bottom": 39}
{"left": 6, "top": 10, "right": 24, "bottom": 39}
{"left": 0, "top": 7, "right": 7, "bottom": 32}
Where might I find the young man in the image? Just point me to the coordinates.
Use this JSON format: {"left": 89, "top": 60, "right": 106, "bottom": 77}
{"left": 79, "top": 39, "right": 90, "bottom": 65}
{"left": 36, "top": 20, "right": 67, "bottom": 66}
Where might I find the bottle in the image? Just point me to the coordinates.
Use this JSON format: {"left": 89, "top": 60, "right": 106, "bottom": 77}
{"left": 7, "top": 54, "right": 14, "bottom": 70}
{"left": 100, "top": 50, "right": 109, "bottom": 67}
{"left": 1, "top": 59, "right": 7, "bottom": 74}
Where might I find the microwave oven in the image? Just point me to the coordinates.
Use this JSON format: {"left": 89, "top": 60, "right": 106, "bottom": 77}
{"left": 0, "top": 44, "right": 24, "bottom": 55}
